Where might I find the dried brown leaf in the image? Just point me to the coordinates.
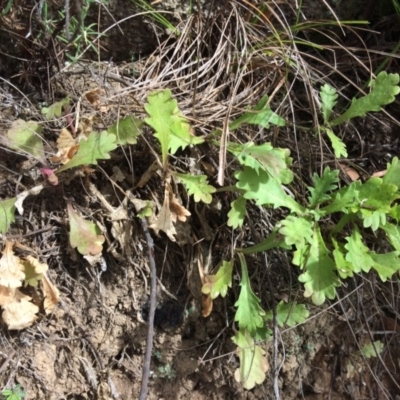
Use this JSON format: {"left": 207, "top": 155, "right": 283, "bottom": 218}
{"left": 339, "top": 163, "right": 360, "bottom": 181}
{"left": 0, "top": 286, "right": 30, "bottom": 306}
{"left": 0, "top": 241, "right": 25, "bottom": 288}
{"left": 50, "top": 128, "right": 79, "bottom": 164}
{"left": 169, "top": 193, "right": 191, "bottom": 223}
{"left": 84, "top": 89, "right": 109, "bottom": 112}
{"left": 150, "top": 181, "right": 177, "bottom": 241}
{"left": 202, "top": 293, "right": 213, "bottom": 317}
{"left": 2, "top": 298, "right": 39, "bottom": 330}
{"left": 371, "top": 169, "right": 387, "bottom": 178}
{"left": 41, "top": 272, "right": 60, "bottom": 314}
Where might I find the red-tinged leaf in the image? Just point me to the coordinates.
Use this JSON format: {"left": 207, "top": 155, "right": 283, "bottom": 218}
{"left": 67, "top": 202, "right": 105, "bottom": 256}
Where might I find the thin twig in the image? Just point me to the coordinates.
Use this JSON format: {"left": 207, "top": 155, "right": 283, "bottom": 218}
{"left": 138, "top": 217, "right": 157, "bottom": 400}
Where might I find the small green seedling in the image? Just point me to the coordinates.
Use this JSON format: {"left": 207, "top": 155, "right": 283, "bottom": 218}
{"left": 1, "top": 384, "right": 26, "bottom": 400}
{"left": 321, "top": 72, "right": 400, "bottom": 158}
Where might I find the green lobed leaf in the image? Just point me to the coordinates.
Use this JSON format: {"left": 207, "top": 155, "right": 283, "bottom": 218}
{"left": 389, "top": 204, "right": 400, "bottom": 221}
{"left": 144, "top": 90, "right": 204, "bottom": 167}
{"left": 228, "top": 142, "right": 293, "bottom": 184}
{"left": 235, "top": 167, "right": 304, "bottom": 213}
{"left": 41, "top": 98, "right": 69, "bottom": 120}
{"left": 360, "top": 340, "right": 384, "bottom": 358}
{"left": 344, "top": 228, "right": 374, "bottom": 274}
{"left": 265, "top": 301, "right": 310, "bottom": 327}
{"left": 169, "top": 115, "right": 204, "bottom": 154}
{"left": 325, "top": 129, "right": 348, "bottom": 158}
{"left": 234, "top": 253, "right": 266, "bottom": 334}
{"left": 0, "top": 197, "right": 16, "bottom": 234}
{"left": 202, "top": 260, "right": 234, "bottom": 299}
{"left": 353, "top": 178, "right": 399, "bottom": 230}
{"left": 108, "top": 114, "right": 143, "bottom": 145}
{"left": 382, "top": 156, "right": 400, "bottom": 187}
{"left": 1, "top": 384, "right": 26, "bottom": 400}
{"left": 320, "top": 182, "right": 359, "bottom": 215}
{"left": 361, "top": 209, "right": 387, "bottom": 231}
{"left": 229, "top": 95, "right": 285, "bottom": 130}
{"left": 67, "top": 202, "right": 105, "bottom": 256}
{"left": 308, "top": 167, "right": 339, "bottom": 208}
{"left": 298, "top": 227, "right": 340, "bottom": 305}
{"left": 137, "top": 202, "right": 153, "bottom": 218}
{"left": 330, "top": 72, "right": 400, "bottom": 126}
{"left": 174, "top": 173, "right": 216, "bottom": 204}
{"left": 356, "top": 177, "right": 399, "bottom": 213}
{"left": 278, "top": 215, "right": 314, "bottom": 248}
{"left": 332, "top": 239, "right": 355, "bottom": 279}
{"left": 292, "top": 242, "right": 310, "bottom": 267}
{"left": 381, "top": 223, "right": 400, "bottom": 251}
{"left": 22, "top": 260, "right": 46, "bottom": 288}
{"left": 57, "top": 131, "right": 117, "bottom": 172}
{"left": 227, "top": 196, "right": 247, "bottom": 229}
{"left": 370, "top": 251, "right": 400, "bottom": 281}
{"left": 144, "top": 90, "right": 172, "bottom": 166}
{"left": 320, "top": 83, "right": 338, "bottom": 124}
{"left": 6, "top": 119, "right": 45, "bottom": 162}
{"left": 232, "top": 329, "right": 268, "bottom": 390}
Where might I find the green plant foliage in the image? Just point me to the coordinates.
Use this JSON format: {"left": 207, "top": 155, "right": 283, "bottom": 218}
{"left": 57, "top": 131, "right": 117, "bottom": 172}
{"left": 319, "top": 183, "right": 359, "bottom": 215}
{"left": 344, "top": 229, "right": 373, "bottom": 274}
{"left": 382, "top": 157, "right": 400, "bottom": 186}
{"left": 265, "top": 301, "right": 310, "bottom": 327}
{"left": 320, "top": 83, "right": 338, "bottom": 124}
{"left": 0, "top": 197, "right": 16, "bottom": 234}
{"left": 227, "top": 196, "right": 247, "bottom": 228}
{"left": 229, "top": 95, "right": 285, "bottom": 130}
{"left": 298, "top": 227, "right": 340, "bottom": 305}
{"left": 202, "top": 260, "right": 233, "bottom": 299}
{"left": 307, "top": 167, "right": 339, "bottom": 208}
{"left": 234, "top": 253, "right": 266, "bottom": 335}
{"left": 6, "top": 119, "right": 45, "bottom": 162}
{"left": 0, "top": 0, "right": 14, "bottom": 18}
{"left": 332, "top": 239, "right": 355, "bottom": 279}
{"left": 321, "top": 74, "right": 400, "bottom": 156}
{"left": 325, "top": 129, "right": 348, "bottom": 158}
{"left": 156, "top": 364, "right": 176, "bottom": 380}
{"left": 360, "top": 340, "right": 384, "bottom": 358}
{"left": 228, "top": 142, "right": 293, "bottom": 183}
{"left": 330, "top": 71, "right": 400, "bottom": 126}
{"left": 174, "top": 173, "right": 216, "bottom": 204}
{"left": 107, "top": 114, "right": 143, "bottom": 145}
{"left": 278, "top": 215, "right": 313, "bottom": 248}
{"left": 356, "top": 178, "right": 400, "bottom": 230}
{"left": 67, "top": 203, "right": 105, "bottom": 256}
{"left": 232, "top": 329, "right": 268, "bottom": 390}
{"left": 137, "top": 202, "right": 153, "bottom": 218}
{"left": 381, "top": 223, "right": 400, "bottom": 251}
{"left": 1, "top": 384, "right": 26, "bottom": 400}
{"left": 41, "top": 98, "right": 69, "bottom": 120}
{"left": 370, "top": 251, "right": 400, "bottom": 282}
{"left": 235, "top": 167, "right": 304, "bottom": 213}
{"left": 22, "top": 262, "right": 45, "bottom": 288}
{"left": 144, "top": 89, "right": 204, "bottom": 167}
{"left": 238, "top": 229, "right": 289, "bottom": 254}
